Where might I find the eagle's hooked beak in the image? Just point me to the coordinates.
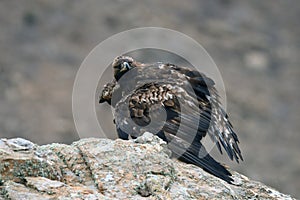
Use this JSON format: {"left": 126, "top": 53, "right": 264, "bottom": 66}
{"left": 120, "top": 62, "right": 131, "bottom": 72}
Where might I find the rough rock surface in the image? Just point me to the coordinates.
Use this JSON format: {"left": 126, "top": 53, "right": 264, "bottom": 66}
{"left": 0, "top": 133, "right": 295, "bottom": 200}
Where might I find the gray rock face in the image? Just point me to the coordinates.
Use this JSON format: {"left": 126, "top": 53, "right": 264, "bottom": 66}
{"left": 0, "top": 134, "right": 295, "bottom": 199}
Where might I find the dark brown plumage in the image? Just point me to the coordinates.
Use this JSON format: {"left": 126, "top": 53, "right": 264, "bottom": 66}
{"left": 99, "top": 56, "right": 243, "bottom": 183}
{"left": 99, "top": 79, "right": 116, "bottom": 105}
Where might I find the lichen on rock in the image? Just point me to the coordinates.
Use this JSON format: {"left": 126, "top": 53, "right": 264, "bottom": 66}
{"left": 0, "top": 134, "right": 296, "bottom": 199}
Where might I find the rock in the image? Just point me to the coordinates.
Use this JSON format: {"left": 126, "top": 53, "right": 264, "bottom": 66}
{"left": 0, "top": 136, "right": 295, "bottom": 199}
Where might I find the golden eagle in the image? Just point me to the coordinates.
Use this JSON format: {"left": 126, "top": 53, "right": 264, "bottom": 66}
{"left": 99, "top": 56, "right": 243, "bottom": 183}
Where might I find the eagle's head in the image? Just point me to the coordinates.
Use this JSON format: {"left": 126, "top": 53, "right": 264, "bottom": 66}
{"left": 112, "top": 56, "right": 136, "bottom": 81}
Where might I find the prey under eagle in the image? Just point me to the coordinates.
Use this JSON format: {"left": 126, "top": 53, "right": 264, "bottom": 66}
{"left": 99, "top": 56, "right": 243, "bottom": 183}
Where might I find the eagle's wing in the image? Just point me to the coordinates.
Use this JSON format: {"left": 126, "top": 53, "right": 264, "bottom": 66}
{"left": 207, "top": 87, "right": 243, "bottom": 162}
{"left": 114, "top": 81, "right": 234, "bottom": 183}
{"left": 156, "top": 63, "right": 243, "bottom": 163}
{"left": 178, "top": 66, "right": 243, "bottom": 163}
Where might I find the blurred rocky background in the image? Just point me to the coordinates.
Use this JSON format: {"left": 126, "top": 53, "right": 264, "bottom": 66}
{"left": 0, "top": 0, "right": 299, "bottom": 198}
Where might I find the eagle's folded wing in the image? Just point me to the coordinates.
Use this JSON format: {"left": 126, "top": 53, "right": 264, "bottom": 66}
{"left": 114, "top": 81, "right": 234, "bottom": 183}
{"left": 175, "top": 65, "right": 243, "bottom": 163}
